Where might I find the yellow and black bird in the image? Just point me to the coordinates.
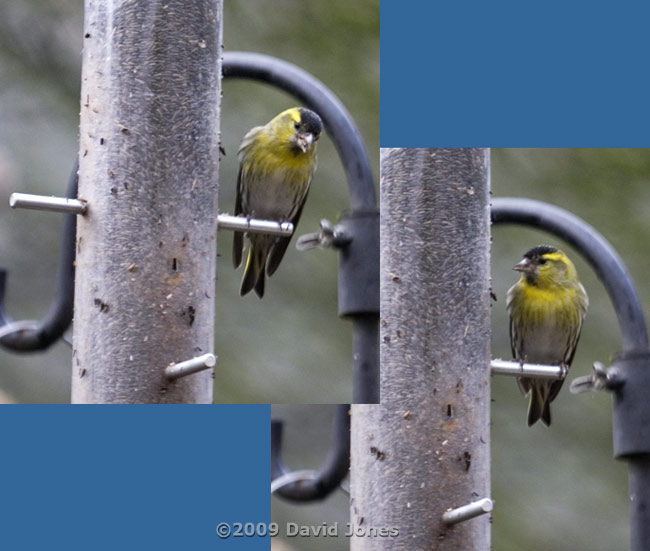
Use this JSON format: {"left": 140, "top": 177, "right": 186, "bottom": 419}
{"left": 506, "top": 245, "right": 589, "bottom": 426}
{"left": 232, "top": 107, "right": 323, "bottom": 298}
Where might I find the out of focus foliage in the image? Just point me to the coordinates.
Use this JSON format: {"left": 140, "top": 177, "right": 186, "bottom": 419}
{"left": 274, "top": 149, "right": 650, "bottom": 550}
{"left": 0, "top": 0, "right": 379, "bottom": 403}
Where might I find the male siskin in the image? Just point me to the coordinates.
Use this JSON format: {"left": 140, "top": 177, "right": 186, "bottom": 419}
{"left": 506, "top": 245, "right": 589, "bottom": 426}
{"left": 232, "top": 107, "right": 322, "bottom": 298}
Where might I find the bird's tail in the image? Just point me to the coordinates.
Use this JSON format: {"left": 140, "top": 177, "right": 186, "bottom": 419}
{"left": 527, "top": 383, "right": 552, "bottom": 427}
{"left": 240, "top": 241, "right": 267, "bottom": 298}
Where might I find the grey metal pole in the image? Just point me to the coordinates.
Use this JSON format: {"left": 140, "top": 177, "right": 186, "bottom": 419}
{"left": 72, "top": 0, "right": 222, "bottom": 403}
{"left": 351, "top": 148, "right": 491, "bottom": 550}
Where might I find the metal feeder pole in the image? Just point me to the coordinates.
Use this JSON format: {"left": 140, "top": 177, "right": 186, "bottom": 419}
{"left": 73, "top": 0, "right": 223, "bottom": 403}
{"left": 350, "top": 148, "right": 492, "bottom": 550}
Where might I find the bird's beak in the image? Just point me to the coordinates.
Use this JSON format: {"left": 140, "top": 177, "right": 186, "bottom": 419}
{"left": 296, "top": 132, "right": 315, "bottom": 153}
{"left": 513, "top": 257, "right": 533, "bottom": 274}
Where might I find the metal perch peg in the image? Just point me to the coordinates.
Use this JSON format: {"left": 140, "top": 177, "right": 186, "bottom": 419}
{"left": 442, "top": 498, "right": 494, "bottom": 526}
{"left": 10, "top": 194, "right": 294, "bottom": 237}
{"left": 10, "top": 192, "right": 87, "bottom": 215}
{"left": 490, "top": 359, "right": 567, "bottom": 380}
{"left": 216, "top": 214, "right": 293, "bottom": 236}
{"left": 165, "top": 353, "right": 217, "bottom": 380}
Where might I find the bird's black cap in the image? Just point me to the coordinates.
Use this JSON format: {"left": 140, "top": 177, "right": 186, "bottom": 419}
{"left": 298, "top": 108, "right": 323, "bottom": 136}
{"left": 523, "top": 245, "right": 558, "bottom": 259}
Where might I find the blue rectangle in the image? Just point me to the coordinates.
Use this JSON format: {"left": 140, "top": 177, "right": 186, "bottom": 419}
{"left": 0, "top": 405, "right": 270, "bottom": 550}
{"left": 381, "top": 1, "right": 650, "bottom": 146}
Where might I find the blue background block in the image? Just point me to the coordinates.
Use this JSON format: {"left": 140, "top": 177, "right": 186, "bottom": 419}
{"left": 0, "top": 405, "right": 270, "bottom": 550}
{"left": 381, "top": 1, "right": 650, "bottom": 146}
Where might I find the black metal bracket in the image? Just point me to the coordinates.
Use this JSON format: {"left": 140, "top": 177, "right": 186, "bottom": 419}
{"left": 271, "top": 404, "right": 350, "bottom": 502}
{"left": 230, "top": 49, "right": 381, "bottom": 500}
{"left": 492, "top": 197, "right": 650, "bottom": 550}
{"left": 492, "top": 197, "right": 648, "bottom": 353}
{"left": 336, "top": 209, "right": 379, "bottom": 317}
{"left": 0, "top": 162, "right": 77, "bottom": 351}
{"left": 609, "top": 351, "right": 650, "bottom": 457}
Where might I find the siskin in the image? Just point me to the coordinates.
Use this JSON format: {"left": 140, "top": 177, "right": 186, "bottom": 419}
{"left": 232, "top": 107, "right": 323, "bottom": 298}
{"left": 506, "top": 245, "right": 589, "bottom": 426}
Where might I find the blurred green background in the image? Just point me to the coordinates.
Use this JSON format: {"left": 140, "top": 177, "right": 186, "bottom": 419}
{"left": 0, "top": 0, "right": 379, "bottom": 404}
{"left": 273, "top": 149, "right": 650, "bottom": 550}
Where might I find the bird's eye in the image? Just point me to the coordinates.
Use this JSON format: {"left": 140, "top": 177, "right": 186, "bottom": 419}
{"left": 538, "top": 258, "right": 548, "bottom": 265}
{"left": 294, "top": 122, "right": 301, "bottom": 130}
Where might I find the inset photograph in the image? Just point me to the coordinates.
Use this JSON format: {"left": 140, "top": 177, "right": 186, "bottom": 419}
{"left": 271, "top": 149, "right": 650, "bottom": 551}
{"left": 0, "top": 0, "right": 378, "bottom": 404}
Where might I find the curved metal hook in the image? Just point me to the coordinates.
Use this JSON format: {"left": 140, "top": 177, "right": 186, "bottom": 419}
{"left": 0, "top": 162, "right": 77, "bottom": 351}
{"left": 492, "top": 197, "right": 648, "bottom": 353}
{"left": 223, "top": 51, "right": 376, "bottom": 210}
{"left": 223, "top": 51, "right": 379, "bottom": 403}
{"left": 271, "top": 404, "right": 350, "bottom": 502}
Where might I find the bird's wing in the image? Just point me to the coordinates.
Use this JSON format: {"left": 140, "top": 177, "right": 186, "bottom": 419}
{"left": 550, "top": 286, "right": 588, "bottom": 402}
{"left": 265, "top": 185, "right": 310, "bottom": 277}
{"left": 506, "top": 285, "right": 520, "bottom": 359}
{"left": 564, "top": 282, "right": 589, "bottom": 365}
{"left": 232, "top": 164, "right": 245, "bottom": 269}
{"left": 564, "top": 315, "right": 584, "bottom": 367}
{"left": 579, "top": 282, "right": 589, "bottom": 315}
{"left": 232, "top": 126, "right": 266, "bottom": 270}
{"left": 507, "top": 284, "right": 532, "bottom": 395}
{"left": 512, "top": 312, "right": 532, "bottom": 396}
